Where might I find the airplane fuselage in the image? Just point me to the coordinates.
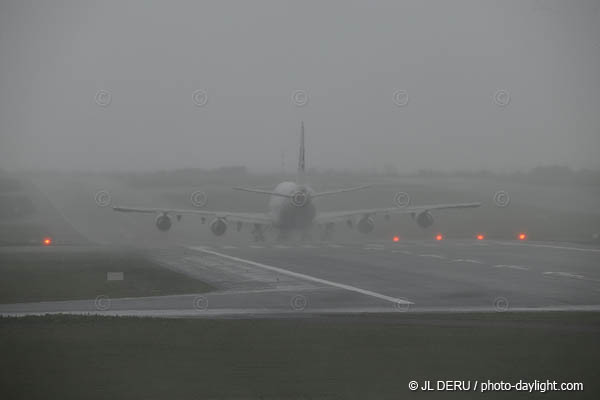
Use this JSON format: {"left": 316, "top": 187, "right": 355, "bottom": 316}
{"left": 268, "top": 181, "right": 316, "bottom": 230}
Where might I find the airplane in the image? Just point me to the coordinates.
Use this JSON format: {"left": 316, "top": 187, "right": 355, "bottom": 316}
{"left": 112, "top": 122, "right": 481, "bottom": 241}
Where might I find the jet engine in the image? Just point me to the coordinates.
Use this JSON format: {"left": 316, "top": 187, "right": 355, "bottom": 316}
{"left": 416, "top": 211, "right": 434, "bottom": 228}
{"left": 210, "top": 218, "right": 228, "bottom": 236}
{"left": 357, "top": 216, "right": 375, "bottom": 234}
{"left": 155, "top": 214, "right": 172, "bottom": 231}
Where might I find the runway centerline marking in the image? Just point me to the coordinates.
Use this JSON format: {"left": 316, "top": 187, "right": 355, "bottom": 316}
{"left": 450, "top": 259, "right": 485, "bottom": 264}
{"left": 392, "top": 250, "right": 413, "bottom": 255}
{"left": 189, "top": 246, "right": 413, "bottom": 306}
{"left": 492, "top": 241, "right": 600, "bottom": 253}
{"left": 493, "top": 264, "right": 530, "bottom": 271}
{"left": 418, "top": 254, "right": 446, "bottom": 259}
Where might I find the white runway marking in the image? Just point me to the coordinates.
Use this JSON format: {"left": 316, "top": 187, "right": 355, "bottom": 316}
{"left": 392, "top": 250, "right": 413, "bottom": 255}
{"left": 450, "top": 258, "right": 484, "bottom": 264}
{"left": 493, "top": 241, "right": 600, "bottom": 253}
{"left": 301, "top": 244, "right": 317, "bottom": 248}
{"left": 543, "top": 271, "right": 585, "bottom": 280}
{"left": 190, "top": 246, "right": 413, "bottom": 306}
{"left": 450, "top": 259, "right": 485, "bottom": 264}
{"left": 327, "top": 244, "right": 343, "bottom": 248}
{"left": 248, "top": 245, "right": 265, "bottom": 249}
{"left": 493, "top": 264, "right": 529, "bottom": 271}
{"left": 221, "top": 245, "right": 237, "bottom": 249}
{"left": 418, "top": 254, "right": 446, "bottom": 259}
{"left": 273, "top": 244, "right": 291, "bottom": 249}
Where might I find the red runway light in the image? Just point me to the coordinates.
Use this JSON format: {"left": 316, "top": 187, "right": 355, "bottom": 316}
{"left": 435, "top": 234, "right": 444, "bottom": 241}
{"left": 42, "top": 237, "right": 52, "bottom": 246}
{"left": 476, "top": 234, "right": 485, "bottom": 240}
{"left": 518, "top": 233, "right": 527, "bottom": 241}
{"left": 393, "top": 236, "right": 400, "bottom": 242}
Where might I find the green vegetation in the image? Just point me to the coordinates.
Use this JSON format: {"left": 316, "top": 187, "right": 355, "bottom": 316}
{"left": 0, "top": 248, "right": 213, "bottom": 303}
{"left": 0, "top": 313, "right": 598, "bottom": 399}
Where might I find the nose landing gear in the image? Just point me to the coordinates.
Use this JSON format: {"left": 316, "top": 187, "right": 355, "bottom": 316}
{"left": 320, "top": 223, "right": 335, "bottom": 241}
{"left": 251, "top": 224, "right": 266, "bottom": 242}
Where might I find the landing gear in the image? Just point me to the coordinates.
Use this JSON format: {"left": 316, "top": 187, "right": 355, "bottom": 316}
{"left": 251, "top": 224, "right": 266, "bottom": 242}
{"left": 276, "top": 230, "right": 290, "bottom": 242}
{"left": 320, "top": 223, "right": 335, "bottom": 241}
{"left": 300, "top": 230, "right": 312, "bottom": 242}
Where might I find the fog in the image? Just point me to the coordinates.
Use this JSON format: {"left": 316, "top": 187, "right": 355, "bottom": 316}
{"left": 1, "top": 0, "right": 599, "bottom": 173}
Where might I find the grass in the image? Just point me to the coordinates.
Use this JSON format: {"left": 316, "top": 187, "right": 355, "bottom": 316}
{"left": 0, "top": 313, "right": 599, "bottom": 399}
{"left": 0, "top": 248, "right": 213, "bottom": 303}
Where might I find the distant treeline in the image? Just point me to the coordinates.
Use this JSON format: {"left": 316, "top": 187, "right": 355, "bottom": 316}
{"left": 295, "top": 165, "right": 599, "bottom": 186}
{"left": 118, "top": 166, "right": 249, "bottom": 187}
{"left": 4, "top": 164, "right": 598, "bottom": 187}
{"left": 410, "top": 165, "right": 600, "bottom": 186}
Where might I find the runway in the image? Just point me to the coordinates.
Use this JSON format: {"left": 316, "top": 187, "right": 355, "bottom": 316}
{"left": 2, "top": 239, "right": 600, "bottom": 317}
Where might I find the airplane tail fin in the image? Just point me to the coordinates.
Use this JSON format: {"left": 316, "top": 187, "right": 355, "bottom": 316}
{"left": 234, "top": 122, "right": 371, "bottom": 199}
{"left": 297, "top": 121, "right": 305, "bottom": 183}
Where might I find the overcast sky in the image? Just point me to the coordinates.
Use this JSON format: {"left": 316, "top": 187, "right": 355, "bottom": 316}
{"left": 0, "top": 0, "right": 598, "bottom": 173}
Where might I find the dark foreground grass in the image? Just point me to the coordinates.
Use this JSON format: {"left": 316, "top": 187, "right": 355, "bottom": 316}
{"left": 0, "top": 248, "right": 213, "bottom": 303}
{"left": 1, "top": 313, "right": 599, "bottom": 399}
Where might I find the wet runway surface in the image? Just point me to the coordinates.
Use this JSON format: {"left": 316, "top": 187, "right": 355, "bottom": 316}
{"left": 2, "top": 239, "right": 600, "bottom": 317}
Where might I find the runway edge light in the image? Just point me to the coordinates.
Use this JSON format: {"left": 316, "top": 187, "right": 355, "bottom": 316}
{"left": 42, "top": 237, "right": 52, "bottom": 246}
{"left": 518, "top": 233, "right": 527, "bottom": 241}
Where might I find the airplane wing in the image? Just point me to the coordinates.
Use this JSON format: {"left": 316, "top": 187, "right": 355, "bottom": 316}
{"left": 112, "top": 206, "right": 273, "bottom": 225}
{"left": 315, "top": 202, "right": 481, "bottom": 224}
